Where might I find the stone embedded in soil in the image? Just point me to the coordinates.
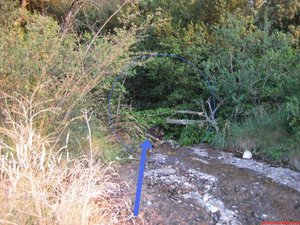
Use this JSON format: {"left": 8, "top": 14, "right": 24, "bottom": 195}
{"left": 191, "top": 147, "right": 209, "bottom": 157}
{"left": 144, "top": 168, "right": 176, "bottom": 177}
{"left": 149, "top": 153, "right": 168, "bottom": 164}
{"left": 146, "top": 200, "right": 152, "bottom": 206}
{"left": 192, "top": 157, "right": 209, "bottom": 164}
{"left": 187, "top": 169, "right": 217, "bottom": 184}
{"left": 144, "top": 167, "right": 195, "bottom": 194}
{"left": 183, "top": 192, "right": 241, "bottom": 225}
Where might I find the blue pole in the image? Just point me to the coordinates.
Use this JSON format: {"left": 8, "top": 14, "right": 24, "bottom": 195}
{"left": 133, "top": 139, "right": 152, "bottom": 216}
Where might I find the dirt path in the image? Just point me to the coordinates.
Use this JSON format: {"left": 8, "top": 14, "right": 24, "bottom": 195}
{"left": 116, "top": 143, "right": 300, "bottom": 225}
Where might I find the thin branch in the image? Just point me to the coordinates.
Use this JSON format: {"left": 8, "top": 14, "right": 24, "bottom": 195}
{"left": 85, "top": 0, "right": 128, "bottom": 54}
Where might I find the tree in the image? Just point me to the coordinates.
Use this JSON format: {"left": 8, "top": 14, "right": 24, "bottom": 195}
{"left": 255, "top": 0, "right": 300, "bottom": 45}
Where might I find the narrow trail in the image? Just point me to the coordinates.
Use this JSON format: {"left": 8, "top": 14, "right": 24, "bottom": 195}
{"left": 116, "top": 143, "right": 300, "bottom": 225}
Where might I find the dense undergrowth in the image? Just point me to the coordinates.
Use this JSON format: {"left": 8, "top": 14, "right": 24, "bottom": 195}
{"left": 116, "top": 0, "right": 300, "bottom": 169}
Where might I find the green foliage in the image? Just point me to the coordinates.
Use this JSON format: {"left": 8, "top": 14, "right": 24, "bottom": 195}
{"left": 128, "top": 108, "right": 174, "bottom": 127}
{"left": 204, "top": 14, "right": 299, "bottom": 119}
{"left": 255, "top": 0, "right": 300, "bottom": 35}
{"left": 0, "top": 3, "right": 140, "bottom": 158}
{"left": 96, "top": 136, "right": 130, "bottom": 162}
{"left": 213, "top": 112, "right": 297, "bottom": 163}
{"left": 139, "top": 0, "right": 248, "bottom": 27}
{"left": 286, "top": 97, "right": 300, "bottom": 136}
{"left": 125, "top": 57, "right": 209, "bottom": 110}
{"left": 126, "top": 108, "right": 213, "bottom": 146}
{"left": 74, "top": 0, "right": 124, "bottom": 34}
{"left": 178, "top": 125, "right": 204, "bottom": 146}
{"left": 267, "top": 148, "right": 285, "bottom": 161}
{"left": 115, "top": 3, "right": 299, "bottom": 156}
{"left": 1, "top": 0, "right": 299, "bottom": 167}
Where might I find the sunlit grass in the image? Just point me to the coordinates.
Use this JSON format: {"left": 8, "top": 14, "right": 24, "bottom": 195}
{"left": 0, "top": 94, "right": 133, "bottom": 225}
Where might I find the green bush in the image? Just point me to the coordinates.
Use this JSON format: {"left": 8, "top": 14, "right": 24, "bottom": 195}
{"left": 205, "top": 14, "right": 299, "bottom": 119}
{"left": 179, "top": 125, "right": 204, "bottom": 146}
{"left": 0, "top": 3, "right": 140, "bottom": 155}
{"left": 286, "top": 97, "right": 300, "bottom": 135}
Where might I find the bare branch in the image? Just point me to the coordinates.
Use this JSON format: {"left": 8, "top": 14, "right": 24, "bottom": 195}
{"left": 62, "top": 0, "right": 84, "bottom": 35}
{"left": 85, "top": 0, "right": 128, "bottom": 54}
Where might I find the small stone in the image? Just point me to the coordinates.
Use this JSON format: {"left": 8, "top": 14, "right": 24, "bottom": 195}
{"left": 243, "top": 150, "right": 252, "bottom": 159}
{"left": 208, "top": 205, "right": 219, "bottom": 213}
{"left": 195, "top": 215, "right": 205, "bottom": 222}
{"left": 203, "top": 194, "right": 210, "bottom": 202}
{"left": 146, "top": 200, "right": 152, "bottom": 206}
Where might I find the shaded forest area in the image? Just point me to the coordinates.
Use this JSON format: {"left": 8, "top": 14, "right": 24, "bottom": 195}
{"left": 0, "top": 0, "right": 299, "bottom": 223}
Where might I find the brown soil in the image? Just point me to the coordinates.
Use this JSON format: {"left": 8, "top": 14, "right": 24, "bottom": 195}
{"left": 115, "top": 144, "right": 300, "bottom": 225}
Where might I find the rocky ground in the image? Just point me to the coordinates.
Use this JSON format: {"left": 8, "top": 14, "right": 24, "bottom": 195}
{"left": 115, "top": 143, "right": 300, "bottom": 225}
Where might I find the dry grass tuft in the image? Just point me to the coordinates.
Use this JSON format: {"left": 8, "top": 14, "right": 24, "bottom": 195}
{"left": 0, "top": 93, "right": 134, "bottom": 225}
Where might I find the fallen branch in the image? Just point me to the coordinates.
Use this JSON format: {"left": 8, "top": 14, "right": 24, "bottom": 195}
{"left": 175, "top": 110, "right": 205, "bottom": 116}
{"left": 166, "top": 119, "right": 206, "bottom": 126}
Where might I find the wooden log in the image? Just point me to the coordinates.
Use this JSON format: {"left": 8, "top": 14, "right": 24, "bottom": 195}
{"left": 166, "top": 118, "right": 207, "bottom": 126}
{"left": 175, "top": 110, "right": 205, "bottom": 116}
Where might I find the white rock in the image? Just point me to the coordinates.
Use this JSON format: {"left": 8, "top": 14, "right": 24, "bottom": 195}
{"left": 146, "top": 200, "right": 152, "bottom": 206}
{"left": 243, "top": 150, "right": 252, "bottom": 159}
{"left": 203, "top": 193, "right": 211, "bottom": 202}
{"left": 207, "top": 205, "right": 219, "bottom": 213}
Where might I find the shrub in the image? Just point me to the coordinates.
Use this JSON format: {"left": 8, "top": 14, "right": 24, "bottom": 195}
{"left": 205, "top": 13, "right": 299, "bottom": 120}
{"left": 178, "top": 125, "right": 204, "bottom": 146}
{"left": 0, "top": 5, "right": 139, "bottom": 136}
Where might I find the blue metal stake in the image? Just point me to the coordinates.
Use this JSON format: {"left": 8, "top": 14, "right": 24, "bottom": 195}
{"left": 133, "top": 139, "right": 152, "bottom": 217}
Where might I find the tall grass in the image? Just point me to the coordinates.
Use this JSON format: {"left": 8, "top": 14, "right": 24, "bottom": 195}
{"left": 212, "top": 112, "right": 300, "bottom": 166}
{"left": 227, "top": 113, "right": 289, "bottom": 153}
{"left": 0, "top": 94, "right": 133, "bottom": 225}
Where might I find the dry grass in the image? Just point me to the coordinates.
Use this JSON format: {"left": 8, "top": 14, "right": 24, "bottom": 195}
{"left": 0, "top": 93, "right": 134, "bottom": 225}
